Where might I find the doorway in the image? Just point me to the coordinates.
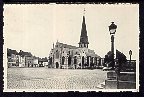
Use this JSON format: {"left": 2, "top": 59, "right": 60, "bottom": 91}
{"left": 56, "top": 62, "right": 59, "bottom": 68}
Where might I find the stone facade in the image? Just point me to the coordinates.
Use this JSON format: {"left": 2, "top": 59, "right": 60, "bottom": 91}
{"left": 49, "top": 42, "right": 101, "bottom": 69}
{"left": 48, "top": 15, "right": 102, "bottom": 69}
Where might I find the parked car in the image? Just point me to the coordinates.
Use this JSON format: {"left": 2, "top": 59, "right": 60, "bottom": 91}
{"left": 102, "top": 67, "right": 112, "bottom": 71}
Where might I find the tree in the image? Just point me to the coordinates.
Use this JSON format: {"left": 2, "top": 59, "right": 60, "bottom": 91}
{"left": 116, "top": 50, "right": 127, "bottom": 64}
{"left": 104, "top": 51, "right": 114, "bottom": 67}
{"left": 104, "top": 50, "right": 127, "bottom": 69}
{"left": 116, "top": 50, "right": 127, "bottom": 72}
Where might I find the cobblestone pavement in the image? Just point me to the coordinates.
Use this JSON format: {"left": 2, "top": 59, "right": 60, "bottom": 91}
{"left": 7, "top": 68, "right": 107, "bottom": 89}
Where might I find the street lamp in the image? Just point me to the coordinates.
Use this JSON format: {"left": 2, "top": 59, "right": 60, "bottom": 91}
{"left": 129, "top": 50, "right": 132, "bottom": 65}
{"left": 108, "top": 22, "right": 117, "bottom": 69}
{"left": 109, "top": 22, "right": 118, "bottom": 89}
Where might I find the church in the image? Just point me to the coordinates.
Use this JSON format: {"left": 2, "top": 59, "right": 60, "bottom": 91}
{"left": 48, "top": 12, "right": 102, "bottom": 69}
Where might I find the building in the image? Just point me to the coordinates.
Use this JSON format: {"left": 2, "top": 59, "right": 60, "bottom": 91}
{"left": 17, "top": 54, "right": 25, "bottom": 67}
{"left": 7, "top": 48, "right": 19, "bottom": 67}
{"left": 38, "top": 57, "right": 48, "bottom": 67}
{"left": 18, "top": 50, "right": 33, "bottom": 67}
{"left": 7, "top": 48, "right": 49, "bottom": 68}
{"left": 33, "top": 56, "right": 39, "bottom": 67}
{"left": 48, "top": 14, "right": 101, "bottom": 69}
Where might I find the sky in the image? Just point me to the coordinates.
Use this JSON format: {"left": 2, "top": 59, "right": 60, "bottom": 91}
{"left": 4, "top": 4, "right": 139, "bottom": 60}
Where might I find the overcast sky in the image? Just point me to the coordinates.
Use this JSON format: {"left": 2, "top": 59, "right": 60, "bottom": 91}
{"left": 4, "top": 4, "right": 139, "bottom": 60}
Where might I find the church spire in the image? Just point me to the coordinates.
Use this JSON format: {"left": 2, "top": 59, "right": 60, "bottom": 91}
{"left": 79, "top": 8, "right": 89, "bottom": 48}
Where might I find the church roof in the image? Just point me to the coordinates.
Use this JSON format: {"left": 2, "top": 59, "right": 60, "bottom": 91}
{"left": 86, "top": 53, "right": 101, "bottom": 58}
{"left": 57, "top": 42, "right": 78, "bottom": 49}
{"left": 86, "top": 49, "right": 101, "bottom": 58}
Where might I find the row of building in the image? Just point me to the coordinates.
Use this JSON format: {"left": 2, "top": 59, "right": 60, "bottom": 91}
{"left": 7, "top": 48, "right": 105, "bottom": 69}
{"left": 7, "top": 48, "right": 48, "bottom": 68}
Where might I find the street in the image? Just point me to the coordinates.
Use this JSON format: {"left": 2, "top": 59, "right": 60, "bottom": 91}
{"left": 7, "top": 68, "right": 107, "bottom": 89}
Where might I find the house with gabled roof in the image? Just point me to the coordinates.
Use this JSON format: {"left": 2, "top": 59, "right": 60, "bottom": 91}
{"left": 18, "top": 50, "right": 33, "bottom": 67}
{"left": 7, "top": 48, "right": 19, "bottom": 67}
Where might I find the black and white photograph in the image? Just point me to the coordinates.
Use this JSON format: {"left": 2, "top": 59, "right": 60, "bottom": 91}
{"left": 3, "top": 4, "right": 139, "bottom": 92}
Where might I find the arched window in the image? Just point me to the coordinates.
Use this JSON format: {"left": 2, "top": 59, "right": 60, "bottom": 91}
{"left": 62, "top": 56, "right": 65, "bottom": 65}
{"left": 68, "top": 56, "right": 71, "bottom": 65}
{"left": 82, "top": 56, "right": 84, "bottom": 65}
{"left": 87, "top": 56, "right": 89, "bottom": 65}
{"left": 56, "top": 50, "right": 59, "bottom": 59}
{"left": 98, "top": 58, "right": 101, "bottom": 66}
{"left": 49, "top": 57, "right": 52, "bottom": 64}
{"left": 74, "top": 56, "right": 77, "bottom": 64}
{"left": 94, "top": 57, "right": 97, "bottom": 65}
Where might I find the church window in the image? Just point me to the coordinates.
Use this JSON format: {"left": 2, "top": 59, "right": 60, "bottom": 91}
{"left": 63, "top": 51, "right": 64, "bottom": 53}
{"left": 74, "top": 56, "right": 77, "bottom": 64}
{"left": 76, "top": 52, "right": 77, "bottom": 54}
{"left": 82, "top": 56, "right": 84, "bottom": 65}
{"left": 68, "top": 56, "right": 71, "bottom": 65}
{"left": 56, "top": 50, "right": 59, "bottom": 58}
{"left": 62, "top": 56, "right": 65, "bottom": 65}
{"left": 94, "top": 57, "right": 97, "bottom": 65}
{"left": 68, "top": 51, "right": 70, "bottom": 54}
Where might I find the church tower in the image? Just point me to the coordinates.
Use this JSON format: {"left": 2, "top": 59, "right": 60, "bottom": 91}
{"left": 79, "top": 9, "right": 89, "bottom": 48}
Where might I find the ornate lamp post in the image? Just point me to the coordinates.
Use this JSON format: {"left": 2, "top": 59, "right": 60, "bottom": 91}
{"left": 108, "top": 22, "right": 117, "bottom": 69}
{"left": 109, "top": 22, "right": 119, "bottom": 88}
{"left": 129, "top": 50, "right": 132, "bottom": 65}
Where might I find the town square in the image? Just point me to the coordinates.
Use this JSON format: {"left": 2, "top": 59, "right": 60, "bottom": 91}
{"left": 3, "top": 4, "right": 139, "bottom": 91}
{"left": 7, "top": 68, "right": 107, "bottom": 89}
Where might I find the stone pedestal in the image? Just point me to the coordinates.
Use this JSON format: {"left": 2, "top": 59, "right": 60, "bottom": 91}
{"left": 105, "top": 71, "right": 136, "bottom": 89}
